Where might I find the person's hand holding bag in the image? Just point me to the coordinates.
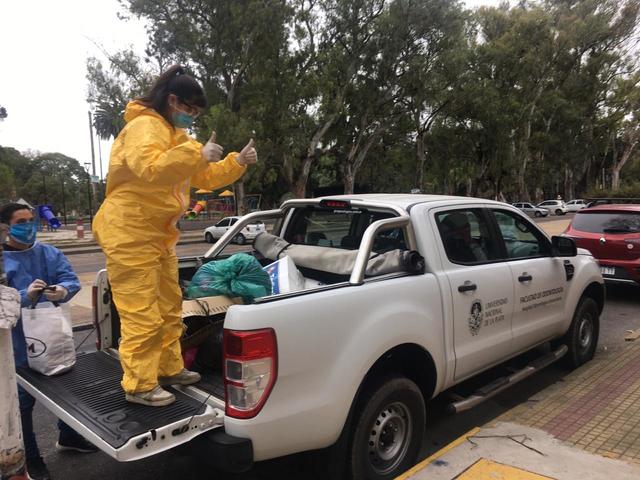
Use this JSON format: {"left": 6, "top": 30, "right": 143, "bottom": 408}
{"left": 44, "top": 285, "right": 68, "bottom": 302}
{"left": 27, "top": 279, "right": 47, "bottom": 300}
{"left": 236, "top": 139, "right": 257, "bottom": 166}
{"left": 201, "top": 131, "right": 224, "bottom": 163}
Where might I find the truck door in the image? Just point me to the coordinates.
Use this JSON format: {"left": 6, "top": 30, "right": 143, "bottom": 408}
{"left": 489, "top": 208, "right": 567, "bottom": 351}
{"left": 434, "top": 208, "right": 515, "bottom": 381}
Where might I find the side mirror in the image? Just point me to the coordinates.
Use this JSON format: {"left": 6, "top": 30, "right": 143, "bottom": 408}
{"left": 552, "top": 236, "right": 577, "bottom": 257}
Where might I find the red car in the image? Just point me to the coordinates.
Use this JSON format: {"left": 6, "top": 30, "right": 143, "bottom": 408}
{"left": 563, "top": 204, "right": 640, "bottom": 286}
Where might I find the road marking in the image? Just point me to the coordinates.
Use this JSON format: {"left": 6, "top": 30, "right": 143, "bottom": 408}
{"left": 394, "top": 427, "right": 481, "bottom": 480}
{"left": 456, "top": 458, "right": 555, "bottom": 479}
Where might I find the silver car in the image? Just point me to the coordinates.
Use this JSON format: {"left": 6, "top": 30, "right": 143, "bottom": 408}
{"left": 512, "top": 202, "right": 550, "bottom": 218}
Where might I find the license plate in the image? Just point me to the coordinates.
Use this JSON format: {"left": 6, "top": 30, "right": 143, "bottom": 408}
{"left": 600, "top": 266, "right": 615, "bottom": 276}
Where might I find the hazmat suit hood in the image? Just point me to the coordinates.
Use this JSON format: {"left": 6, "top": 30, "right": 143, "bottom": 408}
{"left": 123, "top": 101, "right": 164, "bottom": 125}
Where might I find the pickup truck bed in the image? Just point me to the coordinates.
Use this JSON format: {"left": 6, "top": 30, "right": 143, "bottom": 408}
{"left": 17, "top": 351, "right": 223, "bottom": 461}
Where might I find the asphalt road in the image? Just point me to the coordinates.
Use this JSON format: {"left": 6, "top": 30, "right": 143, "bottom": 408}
{"left": 29, "top": 216, "right": 640, "bottom": 480}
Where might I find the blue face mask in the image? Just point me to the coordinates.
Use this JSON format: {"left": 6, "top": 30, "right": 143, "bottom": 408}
{"left": 172, "top": 111, "right": 195, "bottom": 128}
{"left": 9, "top": 222, "right": 37, "bottom": 245}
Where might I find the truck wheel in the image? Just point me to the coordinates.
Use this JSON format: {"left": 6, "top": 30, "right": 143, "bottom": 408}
{"left": 348, "top": 375, "right": 425, "bottom": 480}
{"left": 562, "top": 297, "right": 599, "bottom": 368}
{"left": 205, "top": 232, "right": 214, "bottom": 243}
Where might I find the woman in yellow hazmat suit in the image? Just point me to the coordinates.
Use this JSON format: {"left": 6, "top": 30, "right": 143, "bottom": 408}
{"left": 93, "top": 65, "right": 257, "bottom": 407}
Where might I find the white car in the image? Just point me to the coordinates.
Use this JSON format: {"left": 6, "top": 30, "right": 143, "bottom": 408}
{"left": 537, "top": 200, "right": 568, "bottom": 215}
{"left": 565, "top": 199, "right": 587, "bottom": 212}
{"left": 204, "top": 216, "right": 265, "bottom": 244}
{"left": 512, "top": 202, "right": 550, "bottom": 218}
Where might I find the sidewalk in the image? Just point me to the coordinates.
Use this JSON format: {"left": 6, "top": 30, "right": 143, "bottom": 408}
{"left": 37, "top": 229, "right": 206, "bottom": 254}
{"left": 399, "top": 341, "right": 640, "bottom": 479}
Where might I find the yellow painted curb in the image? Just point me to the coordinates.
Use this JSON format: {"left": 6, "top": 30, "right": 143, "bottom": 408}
{"left": 394, "top": 427, "right": 481, "bottom": 480}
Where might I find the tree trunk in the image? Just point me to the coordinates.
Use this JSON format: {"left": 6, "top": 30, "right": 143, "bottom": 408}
{"left": 343, "top": 163, "right": 355, "bottom": 194}
{"left": 292, "top": 156, "right": 313, "bottom": 198}
{"left": 293, "top": 114, "right": 339, "bottom": 198}
{"left": 234, "top": 181, "right": 245, "bottom": 216}
{"left": 564, "top": 165, "right": 574, "bottom": 201}
{"left": 612, "top": 131, "right": 639, "bottom": 191}
{"left": 341, "top": 124, "right": 384, "bottom": 195}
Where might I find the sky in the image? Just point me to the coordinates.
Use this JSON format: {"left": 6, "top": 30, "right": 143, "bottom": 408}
{"left": 0, "top": 0, "right": 502, "bottom": 179}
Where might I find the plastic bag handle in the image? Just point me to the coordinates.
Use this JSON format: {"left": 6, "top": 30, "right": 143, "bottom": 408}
{"left": 29, "top": 289, "right": 60, "bottom": 309}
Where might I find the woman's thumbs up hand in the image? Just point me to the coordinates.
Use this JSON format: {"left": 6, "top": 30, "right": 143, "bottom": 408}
{"left": 236, "top": 139, "right": 257, "bottom": 166}
{"left": 201, "top": 131, "right": 224, "bottom": 163}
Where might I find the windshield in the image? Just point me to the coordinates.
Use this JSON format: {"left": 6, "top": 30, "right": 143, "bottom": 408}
{"left": 572, "top": 211, "right": 640, "bottom": 234}
{"left": 283, "top": 207, "right": 407, "bottom": 252}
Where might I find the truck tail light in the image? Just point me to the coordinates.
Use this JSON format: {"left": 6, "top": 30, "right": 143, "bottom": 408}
{"left": 223, "top": 328, "right": 277, "bottom": 419}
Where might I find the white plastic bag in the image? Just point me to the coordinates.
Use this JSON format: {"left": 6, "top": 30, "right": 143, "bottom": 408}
{"left": 263, "top": 256, "right": 305, "bottom": 294}
{"left": 21, "top": 302, "right": 75, "bottom": 376}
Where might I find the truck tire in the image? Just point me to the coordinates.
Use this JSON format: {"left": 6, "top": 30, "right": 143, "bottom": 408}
{"left": 348, "top": 375, "right": 425, "bottom": 480}
{"left": 562, "top": 297, "right": 599, "bottom": 368}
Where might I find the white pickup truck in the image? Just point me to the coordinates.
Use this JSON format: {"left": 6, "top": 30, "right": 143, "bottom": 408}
{"left": 18, "top": 194, "right": 605, "bottom": 480}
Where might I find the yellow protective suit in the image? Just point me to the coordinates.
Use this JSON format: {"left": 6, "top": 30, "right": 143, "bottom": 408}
{"left": 93, "top": 101, "right": 246, "bottom": 393}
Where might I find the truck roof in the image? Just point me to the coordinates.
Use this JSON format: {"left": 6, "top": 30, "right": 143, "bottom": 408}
{"left": 317, "top": 193, "right": 506, "bottom": 210}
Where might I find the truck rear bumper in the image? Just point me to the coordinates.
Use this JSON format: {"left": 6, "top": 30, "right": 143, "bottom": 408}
{"left": 188, "top": 429, "right": 254, "bottom": 473}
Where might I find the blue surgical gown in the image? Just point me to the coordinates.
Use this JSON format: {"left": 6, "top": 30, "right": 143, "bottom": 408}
{"left": 3, "top": 242, "right": 81, "bottom": 367}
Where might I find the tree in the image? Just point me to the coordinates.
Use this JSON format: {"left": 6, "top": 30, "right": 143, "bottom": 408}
{"left": 0, "top": 105, "right": 7, "bottom": 121}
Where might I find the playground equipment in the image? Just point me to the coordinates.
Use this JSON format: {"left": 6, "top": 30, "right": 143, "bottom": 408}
{"left": 185, "top": 201, "right": 206, "bottom": 220}
{"left": 37, "top": 205, "right": 61, "bottom": 230}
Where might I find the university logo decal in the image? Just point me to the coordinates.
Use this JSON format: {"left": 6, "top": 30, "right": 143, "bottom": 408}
{"left": 468, "top": 300, "right": 483, "bottom": 336}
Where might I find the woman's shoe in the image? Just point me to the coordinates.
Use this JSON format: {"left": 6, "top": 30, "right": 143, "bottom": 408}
{"left": 159, "top": 368, "right": 201, "bottom": 386}
{"left": 125, "top": 385, "right": 175, "bottom": 406}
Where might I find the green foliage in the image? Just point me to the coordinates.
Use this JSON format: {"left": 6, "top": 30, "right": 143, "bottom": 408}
{"left": 0, "top": 147, "right": 92, "bottom": 215}
{"left": 585, "top": 182, "right": 640, "bottom": 199}
{"left": 84, "top": 0, "right": 640, "bottom": 204}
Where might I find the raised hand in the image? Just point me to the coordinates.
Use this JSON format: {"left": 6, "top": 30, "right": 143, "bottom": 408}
{"left": 236, "top": 139, "right": 257, "bottom": 166}
{"left": 201, "top": 131, "right": 224, "bottom": 163}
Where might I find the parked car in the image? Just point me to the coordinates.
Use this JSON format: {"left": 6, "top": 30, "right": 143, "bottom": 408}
{"left": 537, "top": 200, "right": 568, "bottom": 216}
{"left": 19, "top": 194, "right": 604, "bottom": 479}
{"left": 512, "top": 202, "right": 550, "bottom": 218}
{"left": 563, "top": 204, "right": 640, "bottom": 286}
{"left": 204, "top": 216, "right": 266, "bottom": 244}
{"left": 566, "top": 199, "right": 587, "bottom": 212}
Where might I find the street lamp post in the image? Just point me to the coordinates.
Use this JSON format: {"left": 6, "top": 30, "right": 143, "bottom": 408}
{"left": 84, "top": 163, "right": 93, "bottom": 224}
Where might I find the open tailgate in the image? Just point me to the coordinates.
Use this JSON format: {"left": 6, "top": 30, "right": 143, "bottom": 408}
{"left": 17, "top": 351, "right": 224, "bottom": 461}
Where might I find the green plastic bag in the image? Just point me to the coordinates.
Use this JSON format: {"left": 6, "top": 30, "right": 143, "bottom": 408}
{"left": 187, "top": 254, "right": 272, "bottom": 302}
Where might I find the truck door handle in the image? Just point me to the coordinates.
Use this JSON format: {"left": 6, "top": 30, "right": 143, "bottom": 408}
{"left": 458, "top": 282, "right": 477, "bottom": 293}
{"left": 518, "top": 274, "right": 533, "bottom": 283}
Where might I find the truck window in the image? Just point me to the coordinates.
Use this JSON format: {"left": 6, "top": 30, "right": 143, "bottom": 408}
{"left": 492, "top": 210, "right": 551, "bottom": 259}
{"left": 435, "top": 209, "right": 499, "bottom": 264}
{"left": 284, "top": 207, "right": 407, "bottom": 252}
